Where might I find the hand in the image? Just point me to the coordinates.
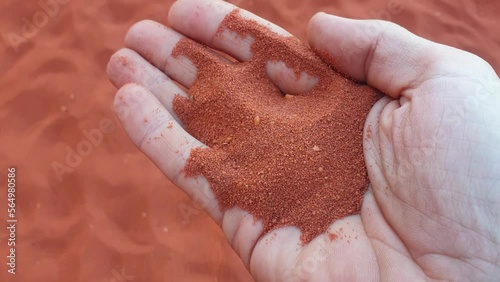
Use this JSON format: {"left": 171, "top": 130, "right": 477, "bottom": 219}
{"left": 107, "top": 0, "right": 500, "bottom": 281}
{"left": 309, "top": 9, "right": 500, "bottom": 281}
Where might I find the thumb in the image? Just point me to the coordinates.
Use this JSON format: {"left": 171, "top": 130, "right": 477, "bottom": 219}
{"left": 307, "top": 13, "right": 492, "bottom": 98}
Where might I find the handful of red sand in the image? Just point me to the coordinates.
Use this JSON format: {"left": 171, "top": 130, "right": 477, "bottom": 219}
{"left": 173, "top": 10, "right": 380, "bottom": 243}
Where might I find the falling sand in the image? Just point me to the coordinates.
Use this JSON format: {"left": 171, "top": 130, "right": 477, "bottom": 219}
{"left": 173, "top": 10, "right": 380, "bottom": 243}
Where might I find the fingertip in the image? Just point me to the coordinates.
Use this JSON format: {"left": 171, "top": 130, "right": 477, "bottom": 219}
{"left": 114, "top": 82, "right": 184, "bottom": 150}
{"left": 308, "top": 15, "right": 385, "bottom": 84}
{"left": 167, "top": 0, "right": 184, "bottom": 29}
{"left": 168, "top": 0, "right": 219, "bottom": 44}
{"left": 308, "top": 12, "right": 329, "bottom": 30}
{"left": 107, "top": 48, "right": 137, "bottom": 88}
{"left": 106, "top": 52, "right": 120, "bottom": 86}
{"left": 112, "top": 83, "right": 219, "bottom": 221}
{"left": 307, "top": 12, "right": 338, "bottom": 46}
{"left": 167, "top": 0, "right": 192, "bottom": 25}
{"left": 113, "top": 83, "right": 146, "bottom": 118}
{"left": 308, "top": 13, "right": 368, "bottom": 82}
{"left": 307, "top": 12, "right": 341, "bottom": 59}
{"left": 125, "top": 20, "right": 153, "bottom": 47}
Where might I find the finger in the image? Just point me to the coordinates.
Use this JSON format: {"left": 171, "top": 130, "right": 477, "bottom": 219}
{"left": 308, "top": 13, "right": 495, "bottom": 99}
{"left": 250, "top": 216, "right": 379, "bottom": 281}
{"left": 266, "top": 61, "right": 319, "bottom": 94}
{"left": 124, "top": 20, "right": 222, "bottom": 88}
{"left": 221, "top": 207, "right": 263, "bottom": 268}
{"left": 168, "top": 0, "right": 291, "bottom": 62}
{"left": 170, "top": 0, "right": 321, "bottom": 94}
{"left": 114, "top": 83, "right": 222, "bottom": 223}
{"left": 107, "top": 48, "right": 188, "bottom": 116}
{"left": 308, "top": 13, "right": 437, "bottom": 98}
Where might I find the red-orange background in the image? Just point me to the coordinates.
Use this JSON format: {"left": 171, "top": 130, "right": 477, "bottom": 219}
{"left": 0, "top": 0, "right": 498, "bottom": 281}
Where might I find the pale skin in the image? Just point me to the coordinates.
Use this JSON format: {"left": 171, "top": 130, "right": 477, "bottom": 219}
{"left": 107, "top": 0, "right": 500, "bottom": 281}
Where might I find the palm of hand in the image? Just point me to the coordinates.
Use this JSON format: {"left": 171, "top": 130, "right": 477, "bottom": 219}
{"left": 362, "top": 67, "right": 500, "bottom": 281}
{"left": 107, "top": 0, "right": 500, "bottom": 281}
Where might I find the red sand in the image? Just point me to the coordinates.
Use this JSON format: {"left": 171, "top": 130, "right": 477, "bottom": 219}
{"left": 0, "top": 0, "right": 498, "bottom": 281}
{"left": 173, "top": 11, "right": 379, "bottom": 243}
